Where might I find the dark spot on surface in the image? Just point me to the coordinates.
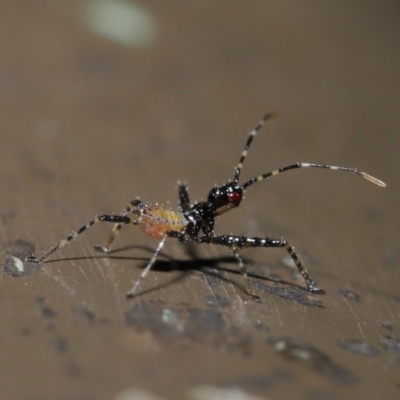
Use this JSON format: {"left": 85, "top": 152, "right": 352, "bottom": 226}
{"left": 381, "top": 322, "right": 394, "bottom": 331}
{"left": 3, "top": 239, "right": 40, "bottom": 277}
{"left": 21, "top": 327, "right": 32, "bottom": 336}
{"left": 254, "top": 281, "right": 325, "bottom": 308}
{"left": 39, "top": 306, "right": 57, "bottom": 318}
{"left": 125, "top": 300, "right": 171, "bottom": 334}
{"left": 40, "top": 306, "right": 57, "bottom": 319}
{"left": 125, "top": 300, "right": 228, "bottom": 343}
{"left": 254, "top": 321, "right": 270, "bottom": 334}
{"left": 51, "top": 336, "right": 69, "bottom": 353}
{"left": 0, "top": 210, "right": 16, "bottom": 225}
{"left": 36, "top": 298, "right": 57, "bottom": 319}
{"left": 64, "top": 361, "right": 82, "bottom": 378}
{"left": 381, "top": 335, "right": 400, "bottom": 354}
{"left": 391, "top": 295, "right": 400, "bottom": 303}
{"left": 187, "top": 307, "right": 225, "bottom": 333}
{"left": 201, "top": 266, "right": 223, "bottom": 287}
{"left": 72, "top": 306, "right": 95, "bottom": 324}
{"left": 337, "top": 339, "right": 379, "bottom": 357}
{"left": 338, "top": 289, "right": 361, "bottom": 302}
{"left": 274, "top": 336, "right": 358, "bottom": 386}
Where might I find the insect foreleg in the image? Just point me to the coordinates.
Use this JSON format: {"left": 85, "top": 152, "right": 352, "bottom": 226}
{"left": 25, "top": 214, "right": 131, "bottom": 264}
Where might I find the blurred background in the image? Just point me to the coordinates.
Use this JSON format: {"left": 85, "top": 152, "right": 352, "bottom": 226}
{"left": 0, "top": 1, "right": 399, "bottom": 400}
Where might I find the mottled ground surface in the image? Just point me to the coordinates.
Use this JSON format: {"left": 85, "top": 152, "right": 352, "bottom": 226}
{"left": 0, "top": 2, "right": 399, "bottom": 399}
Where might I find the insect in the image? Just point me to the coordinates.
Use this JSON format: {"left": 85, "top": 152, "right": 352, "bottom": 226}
{"left": 26, "top": 113, "right": 386, "bottom": 302}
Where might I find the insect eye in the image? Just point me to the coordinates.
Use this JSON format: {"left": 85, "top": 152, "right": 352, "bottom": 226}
{"left": 227, "top": 191, "right": 241, "bottom": 203}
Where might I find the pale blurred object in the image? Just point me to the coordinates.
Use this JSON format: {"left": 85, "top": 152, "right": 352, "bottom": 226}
{"left": 83, "top": 0, "right": 157, "bottom": 47}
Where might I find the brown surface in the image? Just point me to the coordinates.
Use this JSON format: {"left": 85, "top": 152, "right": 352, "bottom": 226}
{"left": 0, "top": 2, "right": 399, "bottom": 400}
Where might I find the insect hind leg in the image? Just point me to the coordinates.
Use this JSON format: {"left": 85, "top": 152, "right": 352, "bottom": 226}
{"left": 232, "top": 245, "right": 262, "bottom": 303}
{"left": 197, "top": 234, "right": 324, "bottom": 295}
{"left": 281, "top": 240, "right": 324, "bottom": 294}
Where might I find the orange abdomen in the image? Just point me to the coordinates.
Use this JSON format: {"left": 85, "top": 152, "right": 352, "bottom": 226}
{"left": 139, "top": 206, "right": 187, "bottom": 239}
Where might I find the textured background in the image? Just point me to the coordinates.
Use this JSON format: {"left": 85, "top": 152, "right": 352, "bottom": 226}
{"left": 0, "top": 1, "right": 399, "bottom": 399}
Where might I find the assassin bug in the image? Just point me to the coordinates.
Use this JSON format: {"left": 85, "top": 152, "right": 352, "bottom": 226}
{"left": 26, "top": 113, "right": 386, "bottom": 302}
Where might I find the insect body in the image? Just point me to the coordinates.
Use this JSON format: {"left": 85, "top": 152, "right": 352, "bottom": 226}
{"left": 135, "top": 202, "right": 188, "bottom": 239}
{"left": 26, "top": 113, "right": 386, "bottom": 302}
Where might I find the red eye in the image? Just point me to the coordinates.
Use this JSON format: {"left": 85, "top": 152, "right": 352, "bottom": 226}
{"left": 227, "top": 191, "right": 241, "bottom": 203}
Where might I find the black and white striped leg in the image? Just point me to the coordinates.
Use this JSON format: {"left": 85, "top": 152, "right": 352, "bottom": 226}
{"left": 178, "top": 182, "right": 191, "bottom": 212}
{"left": 232, "top": 245, "right": 262, "bottom": 303}
{"left": 25, "top": 215, "right": 131, "bottom": 264}
{"left": 197, "top": 234, "right": 323, "bottom": 294}
{"left": 126, "top": 235, "right": 167, "bottom": 298}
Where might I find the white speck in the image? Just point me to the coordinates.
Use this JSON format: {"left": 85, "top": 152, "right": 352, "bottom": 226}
{"left": 162, "top": 308, "right": 184, "bottom": 332}
{"left": 12, "top": 256, "right": 25, "bottom": 272}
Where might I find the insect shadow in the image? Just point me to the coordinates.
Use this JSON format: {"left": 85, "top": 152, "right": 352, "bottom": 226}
{"left": 36, "top": 243, "right": 311, "bottom": 300}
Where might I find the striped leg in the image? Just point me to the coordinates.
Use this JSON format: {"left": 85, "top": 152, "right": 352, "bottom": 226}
{"left": 197, "top": 234, "right": 323, "bottom": 295}
{"left": 232, "top": 245, "right": 262, "bottom": 303}
{"left": 178, "top": 182, "right": 191, "bottom": 212}
{"left": 126, "top": 235, "right": 167, "bottom": 298}
{"left": 25, "top": 215, "right": 130, "bottom": 263}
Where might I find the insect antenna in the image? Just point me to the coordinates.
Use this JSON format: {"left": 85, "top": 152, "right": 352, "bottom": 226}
{"left": 242, "top": 162, "right": 386, "bottom": 190}
{"left": 233, "top": 112, "right": 277, "bottom": 184}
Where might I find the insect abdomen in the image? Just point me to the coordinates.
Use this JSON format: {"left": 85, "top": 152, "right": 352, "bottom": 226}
{"left": 139, "top": 206, "right": 187, "bottom": 239}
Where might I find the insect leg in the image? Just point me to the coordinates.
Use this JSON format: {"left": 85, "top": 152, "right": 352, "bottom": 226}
{"left": 197, "top": 234, "right": 323, "bottom": 294}
{"left": 126, "top": 235, "right": 167, "bottom": 298}
{"left": 25, "top": 215, "right": 131, "bottom": 264}
{"left": 232, "top": 245, "right": 262, "bottom": 303}
{"left": 94, "top": 223, "right": 123, "bottom": 253}
{"left": 94, "top": 205, "right": 133, "bottom": 253}
{"left": 178, "top": 182, "right": 191, "bottom": 212}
